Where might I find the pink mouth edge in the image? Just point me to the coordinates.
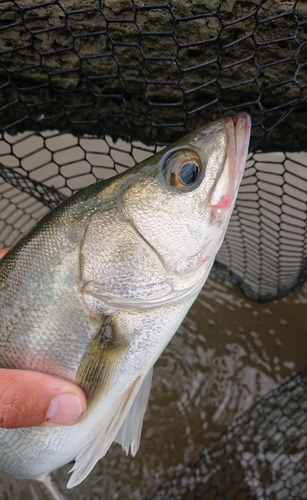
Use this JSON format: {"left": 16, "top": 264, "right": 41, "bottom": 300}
{"left": 233, "top": 112, "right": 252, "bottom": 173}
{"left": 209, "top": 112, "right": 252, "bottom": 209}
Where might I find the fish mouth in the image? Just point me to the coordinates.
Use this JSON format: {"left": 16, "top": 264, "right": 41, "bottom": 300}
{"left": 209, "top": 112, "right": 252, "bottom": 209}
{"left": 233, "top": 112, "right": 252, "bottom": 183}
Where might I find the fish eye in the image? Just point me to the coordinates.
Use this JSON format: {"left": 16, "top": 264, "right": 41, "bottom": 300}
{"left": 179, "top": 162, "right": 199, "bottom": 184}
{"left": 164, "top": 150, "right": 205, "bottom": 191}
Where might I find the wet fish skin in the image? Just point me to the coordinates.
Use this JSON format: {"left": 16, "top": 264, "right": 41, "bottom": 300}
{"left": 0, "top": 113, "right": 251, "bottom": 488}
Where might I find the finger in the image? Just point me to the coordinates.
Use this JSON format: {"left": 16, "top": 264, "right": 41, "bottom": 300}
{"left": 0, "top": 247, "right": 10, "bottom": 259}
{"left": 0, "top": 369, "right": 87, "bottom": 429}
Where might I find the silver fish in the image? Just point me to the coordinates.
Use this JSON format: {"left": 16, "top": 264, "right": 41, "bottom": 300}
{"left": 0, "top": 113, "right": 251, "bottom": 495}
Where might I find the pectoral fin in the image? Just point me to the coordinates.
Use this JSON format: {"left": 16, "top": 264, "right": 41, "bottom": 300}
{"left": 68, "top": 315, "right": 153, "bottom": 488}
{"left": 67, "top": 375, "right": 144, "bottom": 488}
{"left": 76, "top": 314, "right": 128, "bottom": 405}
{"left": 115, "top": 366, "right": 153, "bottom": 456}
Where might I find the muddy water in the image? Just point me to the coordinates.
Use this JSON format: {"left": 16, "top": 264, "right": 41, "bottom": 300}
{"left": 0, "top": 273, "right": 306, "bottom": 500}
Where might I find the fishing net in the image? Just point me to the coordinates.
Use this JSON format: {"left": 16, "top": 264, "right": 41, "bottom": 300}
{"left": 0, "top": 0, "right": 306, "bottom": 302}
{"left": 0, "top": 1, "right": 307, "bottom": 499}
{"left": 146, "top": 366, "right": 307, "bottom": 500}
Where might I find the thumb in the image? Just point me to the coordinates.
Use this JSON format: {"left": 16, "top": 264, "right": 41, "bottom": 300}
{"left": 0, "top": 369, "right": 87, "bottom": 429}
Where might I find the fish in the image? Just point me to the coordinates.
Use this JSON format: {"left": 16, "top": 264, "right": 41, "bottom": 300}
{"left": 0, "top": 113, "right": 251, "bottom": 497}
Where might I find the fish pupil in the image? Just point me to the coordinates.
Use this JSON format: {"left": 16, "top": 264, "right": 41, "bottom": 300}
{"left": 180, "top": 162, "right": 199, "bottom": 184}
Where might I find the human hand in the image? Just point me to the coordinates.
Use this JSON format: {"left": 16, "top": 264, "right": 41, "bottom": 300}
{"left": 0, "top": 247, "right": 87, "bottom": 428}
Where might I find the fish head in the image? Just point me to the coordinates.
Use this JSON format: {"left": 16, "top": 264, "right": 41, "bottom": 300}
{"left": 80, "top": 113, "right": 251, "bottom": 308}
{"left": 121, "top": 113, "right": 251, "bottom": 295}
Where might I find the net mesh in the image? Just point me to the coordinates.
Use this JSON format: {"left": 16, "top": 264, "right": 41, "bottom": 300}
{"left": 0, "top": 0, "right": 307, "bottom": 301}
{"left": 146, "top": 366, "right": 307, "bottom": 500}
{"left": 0, "top": 1, "right": 307, "bottom": 498}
